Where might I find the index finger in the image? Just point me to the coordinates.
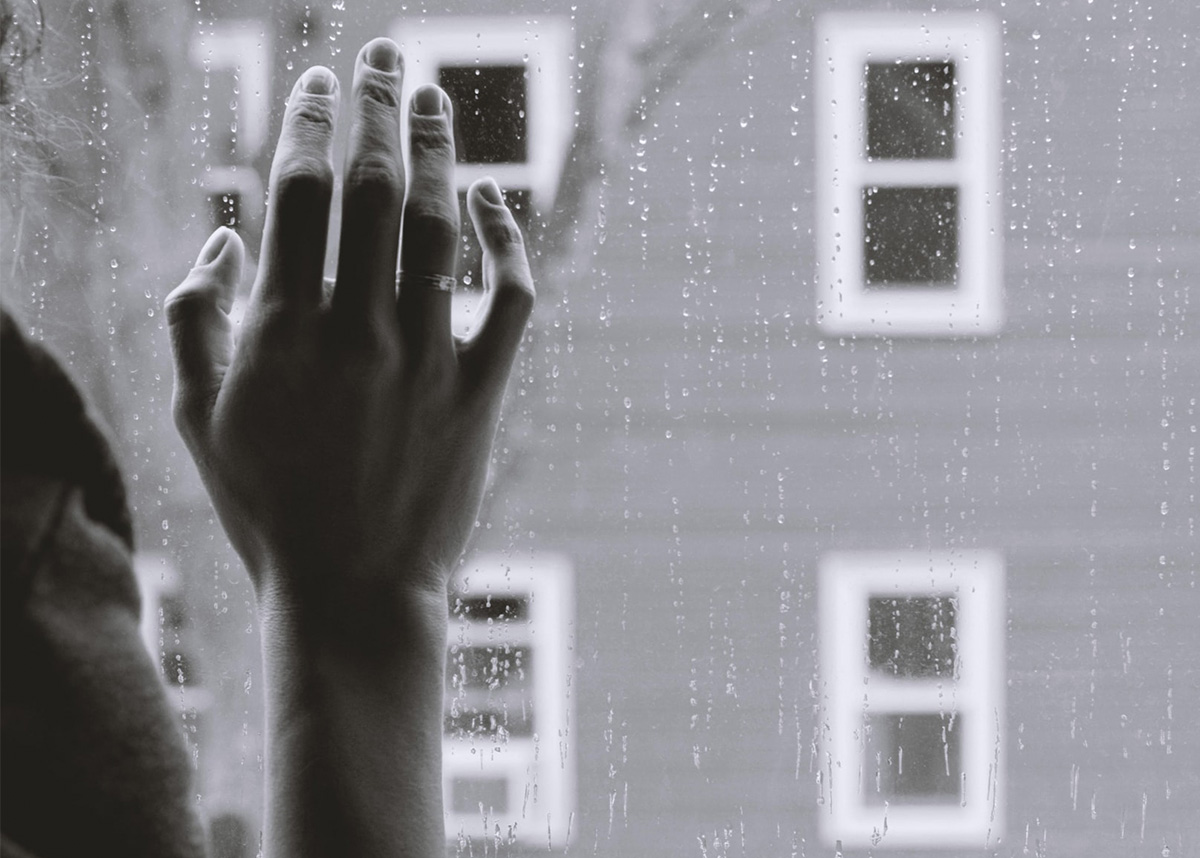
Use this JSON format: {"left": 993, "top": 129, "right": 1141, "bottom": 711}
{"left": 251, "top": 66, "right": 341, "bottom": 316}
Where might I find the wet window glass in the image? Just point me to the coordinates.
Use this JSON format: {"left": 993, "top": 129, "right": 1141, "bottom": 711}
{"left": 866, "top": 61, "right": 956, "bottom": 160}
{"left": 865, "top": 713, "right": 962, "bottom": 804}
{"left": 445, "top": 644, "right": 534, "bottom": 739}
{"left": 815, "top": 15, "right": 1002, "bottom": 334}
{"left": 868, "top": 595, "right": 957, "bottom": 677}
{"left": 449, "top": 775, "right": 510, "bottom": 815}
{"left": 2, "top": 1, "right": 1195, "bottom": 855}
{"left": 862, "top": 185, "right": 959, "bottom": 286}
{"left": 440, "top": 64, "right": 528, "bottom": 164}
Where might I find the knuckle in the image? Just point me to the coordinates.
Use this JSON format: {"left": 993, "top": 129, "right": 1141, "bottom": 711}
{"left": 487, "top": 215, "right": 527, "bottom": 251}
{"left": 355, "top": 72, "right": 402, "bottom": 110}
{"left": 405, "top": 203, "right": 459, "bottom": 244}
{"left": 272, "top": 159, "right": 335, "bottom": 206}
{"left": 408, "top": 120, "right": 454, "bottom": 160}
{"left": 286, "top": 93, "right": 337, "bottom": 135}
{"left": 163, "top": 284, "right": 211, "bottom": 327}
{"left": 345, "top": 153, "right": 404, "bottom": 200}
{"left": 498, "top": 279, "right": 536, "bottom": 318}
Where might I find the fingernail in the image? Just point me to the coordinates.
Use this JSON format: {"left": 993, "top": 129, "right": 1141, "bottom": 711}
{"left": 196, "top": 227, "right": 230, "bottom": 266}
{"left": 365, "top": 39, "right": 399, "bottom": 72}
{"left": 412, "top": 84, "right": 444, "bottom": 116}
{"left": 477, "top": 178, "right": 503, "bottom": 205}
{"left": 301, "top": 66, "right": 336, "bottom": 94}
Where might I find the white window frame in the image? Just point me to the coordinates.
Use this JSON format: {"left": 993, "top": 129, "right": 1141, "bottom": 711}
{"left": 392, "top": 16, "right": 574, "bottom": 211}
{"left": 814, "top": 13, "right": 1002, "bottom": 337}
{"left": 444, "top": 552, "right": 576, "bottom": 848}
{"left": 818, "top": 550, "right": 1005, "bottom": 849}
{"left": 188, "top": 20, "right": 272, "bottom": 163}
{"left": 132, "top": 552, "right": 213, "bottom": 712}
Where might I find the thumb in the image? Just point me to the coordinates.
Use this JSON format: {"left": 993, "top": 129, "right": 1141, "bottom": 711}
{"left": 164, "top": 227, "right": 244, "bottom": 436}
{"left": 461, "top": 178, "right": 535, "bottom": 389}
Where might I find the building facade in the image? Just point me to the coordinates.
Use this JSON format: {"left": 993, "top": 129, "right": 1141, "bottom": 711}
{"left": 7, "top": 0, "right": 1194, "bottom": 856}
{"left": 175, "top": 1, "right": 1200, "bottom": 855}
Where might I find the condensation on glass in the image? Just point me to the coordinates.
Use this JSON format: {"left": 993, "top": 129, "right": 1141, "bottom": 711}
{"left": 8, "top": 1, "right": 1193, "bottom": 855}
{"left": 820, "top": 551, "right": 1005, "bottom": 849}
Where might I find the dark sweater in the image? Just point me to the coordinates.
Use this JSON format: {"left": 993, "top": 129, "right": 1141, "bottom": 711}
{"left": 2, "top": 310, "right": 205, "bottom": 857}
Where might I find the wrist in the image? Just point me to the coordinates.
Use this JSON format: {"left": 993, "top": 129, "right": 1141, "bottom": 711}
{"left": 256, "top": 578, "right": 449, "bottom": 858}
{"left": 253, "top": 561, "right": 450, "bottom": 665}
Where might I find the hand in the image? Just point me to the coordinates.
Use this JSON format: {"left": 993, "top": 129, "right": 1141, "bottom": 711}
{"left": 165, "top": 39, "right": 534, "bottom": 622}
{"left": 165, "top": 38, "right": 535, "bottom": 857}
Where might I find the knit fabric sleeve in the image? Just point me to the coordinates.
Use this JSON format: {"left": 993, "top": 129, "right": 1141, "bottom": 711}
{"left": 2, "top": 309, "right": 207, "bottom": 858}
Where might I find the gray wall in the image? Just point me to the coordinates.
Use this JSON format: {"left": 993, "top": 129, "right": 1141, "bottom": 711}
{"left": 148, "top": 0, "right": 1199, "bottom": 854}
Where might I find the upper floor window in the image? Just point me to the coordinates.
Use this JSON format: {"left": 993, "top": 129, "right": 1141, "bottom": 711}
{"left": 444, "top": 553, "right": 576, "bottom": 848}
{"left": 188, "top": 20, "right": 270, "bottom": 234}
{"left": 392, "top": 17, "right": 574, "bottom": 335}
{"left": 819, "top": 550, "right": 1005, "bottom": 849}
{"left": 814, "top": 14, "right": 1002, "bottom": 336}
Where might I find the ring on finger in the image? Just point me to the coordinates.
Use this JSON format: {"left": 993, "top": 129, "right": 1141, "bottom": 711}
{"left": 396, "top": 271, "right": 457, "bottom": 293}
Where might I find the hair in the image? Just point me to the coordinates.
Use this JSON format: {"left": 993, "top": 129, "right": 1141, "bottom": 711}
{"left": 0, "top": 0, "right": 42, "bottom": 104}
{"left": 1, "top": 0, "right": 45, "bottom": 206}
{"left": 1, "top": 0, "right": 96, "bottom": 222}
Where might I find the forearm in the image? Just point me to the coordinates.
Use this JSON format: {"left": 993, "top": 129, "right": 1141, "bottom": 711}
{"left": 258, "top": 581, "right": 449, "bottom": 858}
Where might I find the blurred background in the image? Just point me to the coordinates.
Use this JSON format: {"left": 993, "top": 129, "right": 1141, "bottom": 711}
{"left": 1, "top": 0, "right": 1196, "bottom": 855}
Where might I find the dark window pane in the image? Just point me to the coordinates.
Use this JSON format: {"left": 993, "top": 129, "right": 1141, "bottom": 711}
{"left": 439, "top": 65, "right": 528, "bottom": 164}
{"left": 209, "top": 813, "right": 253, "bottom": 858}
{"left": 208, "top": 190, "right": 241, "bottom": 229}
{"left": 866, "top": 61, "right": 956, "bottom": 160}
{"left": 865, "top": 713, "right": 961, "bottom": 804}
{"left": 450, "top": 776, "right": 509, "bottom": 814}
{"left": 162, "top": 648, "right": 200, "bottom": 686}
{"left": 869, "top": 595, "right": 957, "bottom": 677}
{"left": 456, "top": 187, "right": 532, "bottom": 289}
{"left": 160, "top": 594, "right": 188, "bottom": 631}
{"left": 450, "top": 595, "right": 529, "bottom": 623}
{"left": 449, "top": 645, "right": 531, "bottom": 691}
{"left": 863, "top": 186, "right": 958, "bottom": 286}
{"left": 446, "top": 645, "right": 533, "bottom": 738}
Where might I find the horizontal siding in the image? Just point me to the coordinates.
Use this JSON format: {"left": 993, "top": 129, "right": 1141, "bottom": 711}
{"left": 165, "top": 0, "right": 1199, "bottom": 854}
{"left": 496, "top": 0, "right": 1199, "bottom": 854}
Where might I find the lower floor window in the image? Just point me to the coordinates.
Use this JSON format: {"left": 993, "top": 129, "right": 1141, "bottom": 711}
{"left": 819, "top": 550, "right": 1005, "bottom": 849}
{"left": 443, "top": 552, "right": 576, "bottom": 847}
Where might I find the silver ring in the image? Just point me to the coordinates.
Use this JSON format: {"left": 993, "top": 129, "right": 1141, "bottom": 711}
{"left": 396, "top": 271, "right": 456, "bottom": 293}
